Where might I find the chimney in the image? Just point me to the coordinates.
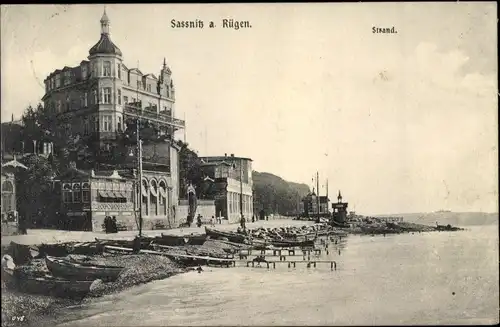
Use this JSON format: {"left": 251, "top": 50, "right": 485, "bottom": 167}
{"left": 224, "top": 153, "right": 227, "bottom": 157}
{"left": 230, "top": 153, "right": 234, "bottom": 157}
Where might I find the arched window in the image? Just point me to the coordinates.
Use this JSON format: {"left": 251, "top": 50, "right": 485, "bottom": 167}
{"left": 150, "top": 180, "right": 158, "bottom": 197}
{"left": 141, "top": 179, "right": 148, "bottom": 216}
{"left": 63, "top": 183, "right": 72, "bottom": 203}
{"left": 159, "top": 181, "right": 167, "bottom": 205}
{"left": 82, "top": 182, "right": 90, "bottom": 203}
{"left": 73, "top": 183, "right": 81, "bottom": 203}
{"left": 150, "top": 179, "right": 158, "bottom": 216}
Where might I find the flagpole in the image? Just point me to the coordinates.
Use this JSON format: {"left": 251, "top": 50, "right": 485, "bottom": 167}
{"left": 316, "top": 171, "right": 320, "bottom": 218}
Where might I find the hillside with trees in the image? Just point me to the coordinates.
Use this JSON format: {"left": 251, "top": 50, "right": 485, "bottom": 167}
{"left": 252, "top": 171, "right": 310, "bottom": 216}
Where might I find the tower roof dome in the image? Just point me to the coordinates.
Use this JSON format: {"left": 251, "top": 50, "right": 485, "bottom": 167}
{"left": 89, "top": 34, "right": 122, "bottom": 56}
{"left": 89, "top": 8, "right": 122, "bottom": 57}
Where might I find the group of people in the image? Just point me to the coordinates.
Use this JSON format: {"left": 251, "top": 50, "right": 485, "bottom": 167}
{"left": 104, "top": 215, "right": 118, "bottom": 233}
{"left": 195, "top": 214, "right": 225, "bottom": 228}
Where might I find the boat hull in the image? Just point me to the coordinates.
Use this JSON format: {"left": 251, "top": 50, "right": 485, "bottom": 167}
{"left": 45, "top": 256, "right": 124, "bottom": 282}
{"left": 95, "top": 238, "right": 153, "bottom": 249}
{"left": 251, "top": 238, "right": 316, "bottom": 248}
{"left": 3, "top": 267, "right": 98, "bottom": 298}
{"left": 157, "top": 233, "right": 207, "bottom": 246}
{"left": 205, "top": 227, "right": 247, "bottom": 244}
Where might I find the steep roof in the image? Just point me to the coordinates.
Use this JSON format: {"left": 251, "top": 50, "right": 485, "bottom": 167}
{"left": 89, "top": 33, "right": 122, "bottom": 56}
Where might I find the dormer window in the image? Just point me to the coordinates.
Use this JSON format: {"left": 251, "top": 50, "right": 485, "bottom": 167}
{"left": 147, "top": 84, "right": 151, "bottom": 92}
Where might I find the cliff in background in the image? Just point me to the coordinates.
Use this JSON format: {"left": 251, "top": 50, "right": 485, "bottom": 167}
{"left": 375, "top": 211, "right": 498, "bottom": 227}
{"left": 252, "top": 171, "right": 310, "bottom": 216}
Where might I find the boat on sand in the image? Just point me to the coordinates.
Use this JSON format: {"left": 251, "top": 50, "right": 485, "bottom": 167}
{"left": 45, "top": 255, "right": 124, "bottom": 282}
{"left": 2, "top": 265, "right": 99, "bottom": 298}
{"left": 205, "top": 227, "right": 248, "bottom": 244}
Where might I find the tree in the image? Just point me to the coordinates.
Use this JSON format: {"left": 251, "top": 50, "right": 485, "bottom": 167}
{"left": 252, "top": 171, "right": 310, "bottom": 215}
{"left": 16, "top": 154, "right": 59, "bottom": 227}
{"left": 177, "top": 140, "right": 207, "bottom": 199}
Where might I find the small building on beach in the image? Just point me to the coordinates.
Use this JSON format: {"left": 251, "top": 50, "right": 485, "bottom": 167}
{"left": 54, "top": 165, "right": 178, "bottom": 232}
{"left": 1, "top": 156, "right": 28, "bottom": 221}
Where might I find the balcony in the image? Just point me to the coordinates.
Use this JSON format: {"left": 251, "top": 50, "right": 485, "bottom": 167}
{"left": 123, "top": 104, "right": 185, "bottom": 129}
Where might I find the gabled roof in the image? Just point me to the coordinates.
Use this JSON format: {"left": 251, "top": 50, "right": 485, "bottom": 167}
{"left": 129, "top": 68, "right": 143, "bottom": 75}
{"left": 1, "top": 157, "right": 27, "bottom": 170}
{"left": 144, "top": 74, "right": 158, "bottom": 80}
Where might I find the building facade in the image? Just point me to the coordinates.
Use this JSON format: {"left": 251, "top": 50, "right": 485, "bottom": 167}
{"left": 54, "top": 167, "right": 182, "bottom": 231}
{"left": 1, "top": 156, "right": 27, "bottom": 232}
{"left": 300, "top": 190, "right": 330, "bottom": 217}
{"left": 40, "top": 9, "right": 185, "bottom": 230}
{"left": 200, "top": 154, "right": 253, "bottom": 223}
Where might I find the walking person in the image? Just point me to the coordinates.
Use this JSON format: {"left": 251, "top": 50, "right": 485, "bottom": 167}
{"left": 104, "top": 216, "right": 108, "bottom": 233}
{"left": 210, "top": 216, "right": 215, "bottom": 227}
{"left": 240, "top": 215, "right": 246, "bottom": 232}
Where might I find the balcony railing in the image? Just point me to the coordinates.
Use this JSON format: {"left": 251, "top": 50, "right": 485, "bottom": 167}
{"left": 123, "top": 104, "right": 185, "bottom": 128}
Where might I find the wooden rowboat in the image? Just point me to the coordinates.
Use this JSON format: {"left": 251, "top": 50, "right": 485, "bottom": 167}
{"left": 156, "top": 233, "right": 207, "bottom": 246}
{"left": 45, "top": 255, "right": 124, "bottom": 282}
{"left": 251, "top": 237, "right": 316, "bottom": 248}
{"left": 2, "top": 266, "right": 99, "bottom": 298}
{"left": 95, "top": 238, "right": 153, "bottom": 249}
{"left": 205, "top": 227, "right": 247, "bottom": 244}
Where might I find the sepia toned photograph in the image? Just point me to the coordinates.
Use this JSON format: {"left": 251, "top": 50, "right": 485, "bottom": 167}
{"left": 1, "top": 3, "right": 498, "bottom": 326}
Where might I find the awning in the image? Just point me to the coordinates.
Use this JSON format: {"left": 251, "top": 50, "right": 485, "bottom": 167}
{"left": 98, "top": 190, "right": 109, "bottom": 198}
{"left": 114, "top": 192, "right": 127, "bottom": 199}
{"left": 98, "top": 190, "right": 124, "bottom": 198}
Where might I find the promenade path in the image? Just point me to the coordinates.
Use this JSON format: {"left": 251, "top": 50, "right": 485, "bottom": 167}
{"left": 1, "top": 219, "right": 313, "bottom": 246}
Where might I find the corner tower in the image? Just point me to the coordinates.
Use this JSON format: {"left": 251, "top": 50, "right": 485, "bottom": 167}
{"left": 88, "top": 8, "right": 124, "bottom": 145}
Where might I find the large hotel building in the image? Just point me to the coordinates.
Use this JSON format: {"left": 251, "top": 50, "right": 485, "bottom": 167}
{"left": 40, "top": 10, "right": 186, "bottom": 231}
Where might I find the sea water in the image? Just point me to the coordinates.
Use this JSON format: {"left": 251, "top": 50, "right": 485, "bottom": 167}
{"left": 53, "top": 225, "right": 499, "bottom": 326}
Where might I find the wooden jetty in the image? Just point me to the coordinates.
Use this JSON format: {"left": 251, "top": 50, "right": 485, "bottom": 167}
{"left": 140, "top": 249, "right": 236, "bottom": 267}
{"left": 238, "top": 247, "right": 325, "bottom": 259}
{"left": 102, "top": 245, "right": 336, "bottom": 270}
{"left": 246, "top": 260, "right": 337, "bottom": 271}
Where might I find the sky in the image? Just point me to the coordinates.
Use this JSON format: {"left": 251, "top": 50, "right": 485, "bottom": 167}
{"left": 1, "top": 3, "right": 498, "bottom": 215}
